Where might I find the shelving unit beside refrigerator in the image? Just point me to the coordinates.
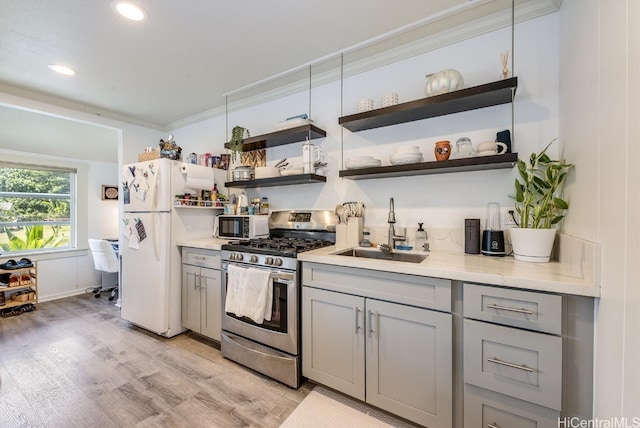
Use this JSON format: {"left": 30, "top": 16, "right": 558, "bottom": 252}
{"left": 0, "top": 262, "right": 38, "bottom": 310}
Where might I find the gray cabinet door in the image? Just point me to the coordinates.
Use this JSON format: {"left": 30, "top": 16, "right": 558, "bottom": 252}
{"left": 302, "top": 287, "right": 365, "bottom": 400}
{"left": 182, "top": 263, "right": 201, "bottom": 332}
{"left": 200, "top": 266, "right": 221, "bottom": 341}
{"left": 366, "top": 299, "right": 452, "bottom": 428}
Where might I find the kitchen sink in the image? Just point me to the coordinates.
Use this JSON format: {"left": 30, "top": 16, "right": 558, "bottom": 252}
{"left": 335, "top": 248, "right": 428, "bottom": 263}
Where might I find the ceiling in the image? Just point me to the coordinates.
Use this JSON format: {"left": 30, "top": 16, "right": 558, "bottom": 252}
{"left": 0, "top": 0, "right": 468, "bottom": 129}
{"left": 0, "top": 0, "right": 560, "bottom": 163}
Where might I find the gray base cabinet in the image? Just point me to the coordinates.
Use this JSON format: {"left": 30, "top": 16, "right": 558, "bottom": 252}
{"left": 181, "top": 248, "right": 222, "bottom": 341}
{"left": 302, "top": 263, "right": 452, "bottom": 428}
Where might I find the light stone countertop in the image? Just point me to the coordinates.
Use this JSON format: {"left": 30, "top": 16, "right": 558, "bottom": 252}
{"left": 298, "top": 245, "right": 601, "bottom": 297}
{"left": 176, "top": 237, "right": 237, "bottom": 251}
{"left": 177, "top": 234, "right": 601, "bottom": 298}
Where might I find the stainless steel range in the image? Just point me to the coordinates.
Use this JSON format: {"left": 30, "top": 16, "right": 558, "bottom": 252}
{"left": 220, "top": 210, "right": 336, "bottom": 388}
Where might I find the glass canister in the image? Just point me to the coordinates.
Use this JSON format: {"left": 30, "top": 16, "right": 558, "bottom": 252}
{"left": 454, "top": 137, "right": 475, "bottom": 158}
{"left": 260, "top": 197, "right": 270, "bottom": 215}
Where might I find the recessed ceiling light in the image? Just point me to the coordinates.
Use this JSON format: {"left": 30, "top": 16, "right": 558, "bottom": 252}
{"left": 48, "top": 64, "right": 76, "bottom": 76}
{"left": 111, "top": 1, "right": 146, "bottom": 21}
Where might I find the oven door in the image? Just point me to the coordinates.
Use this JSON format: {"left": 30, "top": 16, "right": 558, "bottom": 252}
{"left": 221, "top": 262, "right": 298, "bottom": 355}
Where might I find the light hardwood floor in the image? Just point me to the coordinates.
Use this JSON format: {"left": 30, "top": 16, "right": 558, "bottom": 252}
{"left": 0, "top": 294, "right": 312, "bottom": 427}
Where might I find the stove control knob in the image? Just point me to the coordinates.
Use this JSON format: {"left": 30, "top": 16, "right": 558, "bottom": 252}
{"left": 250, "top": 255, "right": 258, "bottom": 263}
{"left": 229, "top": 253, "right": 236, "bottom": 261}
{"left": 236, "top": 253, "right": 243, "bottom": 261}
{"left": 274, "top": 258, "right": 283, "bottom": 267}
{"left": 265, "top": 257, "right": 273, "bottom": 265}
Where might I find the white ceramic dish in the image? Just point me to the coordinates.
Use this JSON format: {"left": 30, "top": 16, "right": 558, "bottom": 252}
{"left": 281, "top": 167, "right": 304, "bottom": 176}
{"left": 345, "top": 159, "right": 382, "bottom": 169}
{"left": 477, "top": 150, "right": 498, "bottom": 156}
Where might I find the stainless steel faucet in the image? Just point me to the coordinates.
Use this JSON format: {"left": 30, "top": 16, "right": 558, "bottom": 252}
{"left": 387, "top": 197, "right": 406, "bottom": 250}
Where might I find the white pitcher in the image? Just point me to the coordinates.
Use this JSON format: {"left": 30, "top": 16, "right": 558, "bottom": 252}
{"left": 302, "top": 142, "right": 324, "bottom": 174}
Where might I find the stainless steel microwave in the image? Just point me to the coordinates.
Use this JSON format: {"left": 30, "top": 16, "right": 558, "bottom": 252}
{"left": 215, "top": 215, "right": 269, "bottom": 239}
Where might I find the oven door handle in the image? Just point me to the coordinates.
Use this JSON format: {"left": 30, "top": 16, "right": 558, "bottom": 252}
{"left": 270, "top": 272, "right": 294, "bottom": 282}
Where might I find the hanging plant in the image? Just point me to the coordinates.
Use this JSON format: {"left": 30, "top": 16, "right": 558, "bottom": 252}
{"left": 228, "top": 126, "right": 249, "bottom": 163}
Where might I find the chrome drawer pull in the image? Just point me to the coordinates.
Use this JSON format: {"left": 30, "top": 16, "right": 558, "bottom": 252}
{"left": 355, "top": 307, "right": 361, "bottom": 334}
{"left": 487, "top": 423, "right": 499, "bottom": 428}
{"left": 486, "top": 303, "right": 535, "bottom": 315}
{"left": 487, "top": 357, "right": 534, "bottom": 373}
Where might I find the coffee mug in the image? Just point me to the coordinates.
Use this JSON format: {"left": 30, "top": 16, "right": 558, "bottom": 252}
{"left": 476, "top": 141, "right": 507, "bottom": 155}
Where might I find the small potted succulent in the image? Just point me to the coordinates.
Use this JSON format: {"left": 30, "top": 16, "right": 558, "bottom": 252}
{"left": 510, "top": 139, "right": 574, "bottom": 262}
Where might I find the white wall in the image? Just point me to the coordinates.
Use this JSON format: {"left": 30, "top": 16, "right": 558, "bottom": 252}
{"left": 560, "top": 0, "right": 640, "bottom": 420}
{"left": 0, "top": 91, "right": 163, "bottom": 300}
{"left": 172, "top": 14, "right": 559, "bottom": 239}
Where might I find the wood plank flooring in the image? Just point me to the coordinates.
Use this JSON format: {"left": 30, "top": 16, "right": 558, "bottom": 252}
{"left": 0, "top": 294, "right": 312, "bottom": 427}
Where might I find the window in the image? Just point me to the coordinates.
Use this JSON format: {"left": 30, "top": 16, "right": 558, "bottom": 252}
{"left": 0, "top": 161, "right": 76, "bottom": 254}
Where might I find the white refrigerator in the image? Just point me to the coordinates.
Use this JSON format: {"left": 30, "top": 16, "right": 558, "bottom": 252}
{"left": 120, "top": 158, "right": 226, "bottom": 337}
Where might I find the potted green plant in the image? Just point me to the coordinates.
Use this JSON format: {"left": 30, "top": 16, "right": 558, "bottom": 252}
{"left": 227, "top": 126, "right": 249, "bottom": 163}
{"left": 510, "top": 138, "right": 574, "bottom": 262}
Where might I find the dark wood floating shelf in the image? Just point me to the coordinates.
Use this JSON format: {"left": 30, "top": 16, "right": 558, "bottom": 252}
{"left": 225, "top": 174, "right": 327, "bottom": 188}
{"left": 339, "top": 153, "right": 518, "bottom": 180}
{"left": 339, "top": 77, "right": 518, "bottom": 132}
{"left": 223, "top": 124, "right": 327, "bottom": 152}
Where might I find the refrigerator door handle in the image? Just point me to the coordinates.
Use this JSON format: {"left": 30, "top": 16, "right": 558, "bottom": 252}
{"left": 150, "top": 163, "right": 161, "bottom": 261}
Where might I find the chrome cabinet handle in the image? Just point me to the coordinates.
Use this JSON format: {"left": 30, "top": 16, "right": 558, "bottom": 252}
{"left": 368, "top": 310, "right": 379, "bottom": 337}
{"left": 487, "top": 423, "right": 499, "bottom": 428}
{"left": 486, "top": 303, "right": 535, "bottom": 315}
{"left": 354, "top": 307, "right": 361, "bottom": 334}
{"left": 487, "top": 357, "right": 534, "bottom": 373}
{"left": 195, "top": 273, "right": 201, "bottom": 289}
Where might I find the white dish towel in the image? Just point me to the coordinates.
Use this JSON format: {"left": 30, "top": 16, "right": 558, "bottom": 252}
{"left": 224, "top": 264, "right": 246, "bottom": 316}
{"left": 237, "top": 267, "right": 273, "bottom": 324}
{"left": 224, "top": 264, "right": 273, "bottom": 324}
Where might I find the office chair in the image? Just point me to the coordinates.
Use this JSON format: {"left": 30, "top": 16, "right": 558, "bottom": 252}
{"left": 88, "top": 239, "right": 119, "bottom": 301}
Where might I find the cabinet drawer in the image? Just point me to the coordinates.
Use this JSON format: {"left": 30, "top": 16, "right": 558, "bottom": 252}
{"left": 464, "top": 284, "right": 562, "bottom": 334}
{"left": 464, "top": 384, "right": 559, "bottom": 428}
{"left": 183, "top": 248, "right": 221, "bottom": 269}
{"left": 464, "top": 319, "right": 562, "bottom": 410}
{"left": 303, "top": 262, "right": 451, "bottom": 312}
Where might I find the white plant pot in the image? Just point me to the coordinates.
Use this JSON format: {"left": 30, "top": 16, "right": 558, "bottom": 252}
{"left": 509, "top": 228, "right": 557, "bottom": 263}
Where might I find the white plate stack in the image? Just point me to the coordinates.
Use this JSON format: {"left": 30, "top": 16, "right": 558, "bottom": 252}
{"left": 390, "top": 145, "right": 424, "bottom": 165}
{"left": 345, "top": 156, "right": 382, "bottom": 169}
{"left": 357, "top": 98, "right": 374, "bottom": 113}
{"left": 382, "top": 92, "right": 399, "bottom": 107}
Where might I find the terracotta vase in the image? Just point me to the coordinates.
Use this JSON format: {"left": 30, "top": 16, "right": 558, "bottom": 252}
{"left": 434, "top": 141, "right": 451, "bottom": 161}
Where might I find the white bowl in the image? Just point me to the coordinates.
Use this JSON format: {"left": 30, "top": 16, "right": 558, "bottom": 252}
{"left": 396, "top": 145, "right": 419, "bottom": 154}
{"left": 390, "top": 153, "right": 424, "bottom": 165}
{"left": 255, "top": 166, "right": 281, "bottom": 179}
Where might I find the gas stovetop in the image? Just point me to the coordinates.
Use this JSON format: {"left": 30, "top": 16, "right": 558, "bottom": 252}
{"left": 221, "top": 210, "right": 337, "bottom": 269}
{"left": 222, "top": 237, "right": 334, "bottom": 257}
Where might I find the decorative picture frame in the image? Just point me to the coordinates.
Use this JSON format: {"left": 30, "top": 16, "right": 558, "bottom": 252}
{"left": 101, "top": 185, "right": 119, "bottom": 201}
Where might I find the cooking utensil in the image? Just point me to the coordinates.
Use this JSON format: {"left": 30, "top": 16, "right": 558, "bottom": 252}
{"left": 335, "top": 205, "right": 346, "bottom": 224}
{"left": 275, "top": 158, "right": 288, "bottom": 168}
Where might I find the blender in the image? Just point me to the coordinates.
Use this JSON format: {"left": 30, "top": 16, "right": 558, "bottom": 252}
{"left": 481, "top": 202, "right": 506, "bottom": 256}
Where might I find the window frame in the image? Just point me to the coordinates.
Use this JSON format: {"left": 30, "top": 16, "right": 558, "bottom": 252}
{"left": 0, "top": 161, "right": 78, "bottom": 255}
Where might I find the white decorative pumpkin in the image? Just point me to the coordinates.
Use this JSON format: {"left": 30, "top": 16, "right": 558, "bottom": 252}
{"left": 424, "top": 69, "right": 464, "bottom": 97}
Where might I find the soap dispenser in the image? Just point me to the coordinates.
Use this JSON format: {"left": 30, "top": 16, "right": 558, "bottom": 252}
{"left": 415, "top": 223, "right": 429, "bottom": 252}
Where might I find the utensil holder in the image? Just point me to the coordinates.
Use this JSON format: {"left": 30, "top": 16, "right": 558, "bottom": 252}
{"left": 336, "top": 217, "right": 364, "bottom": 249}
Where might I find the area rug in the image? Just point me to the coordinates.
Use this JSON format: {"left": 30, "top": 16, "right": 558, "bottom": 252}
{"left": 280, "top": 385, "right": 417, "bottom": 428}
